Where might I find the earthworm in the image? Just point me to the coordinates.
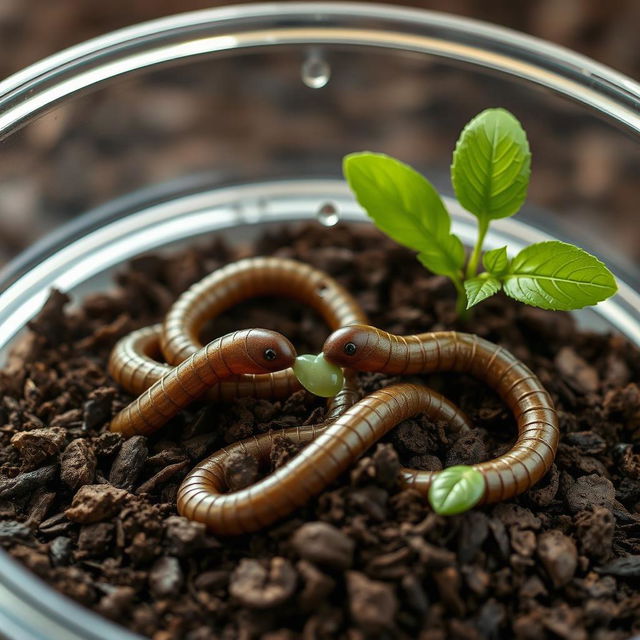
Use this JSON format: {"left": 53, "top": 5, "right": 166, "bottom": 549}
{"left": 108, "top": 324, "right": 304, "bottom": 402}
{"left": 110, "top": 329, "right": 296, "bottom": 438}
{"left": 322, "top": 324, "right": 559, "bottom": 503}
{"left": 161, "top": 255, "right": 367, "bottom": 376}
{"left": 109, "top": 256, "right": 367, "bottom": 403}
{"left": 177, "top": 383, "right": 473, "bottom": 535}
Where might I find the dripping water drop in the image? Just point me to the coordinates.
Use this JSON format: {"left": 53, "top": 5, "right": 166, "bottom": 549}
{"left": 302, "top": 52, "right": 331, "bottom": 89}
{"left": 316, "top": 202, "right": 340, "bottom": 227}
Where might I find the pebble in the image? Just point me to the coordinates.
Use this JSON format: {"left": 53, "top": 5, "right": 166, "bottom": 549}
{"left": 60, "top": 439, "right": 96, "bottom": 489}
{"left": 108, "top": 435, "right": 148, "bottom": 490}
{"left": 82, "top": 387, "right": 115, "bottom": 430}
{"left": 291, "top": 521, "right": 355, "bottom": 570}
{"left": 10, "top": 427, "right": 66, "bottom": 468}
{"left": 351, "top": 444, "right": 400, "bottom": 490}
{"left": 445, "top": 430, "right": 489, "bottom": 466}
{"left": 164, "top": 515, "right": 208, "bottom": 557}
{"left": 297, "top": 560, "right": 335, "bottom": 611}
{"left": 229, "top": 558, "right": 297, "bottom": 609}
{"left": 65, "top": 484, "right": 127, "bottom": 524}
{"left": 574, "top": 507, "right": 614, "bottom": 562}
{"left": 97, "top": 586, "right": 136, "bottom": 620}
{"left": 0, "top": 520, "right": 31, "bottom": 545}
{"left": 77, "top": 522, "right": 114, "bottom": 557}
{"left": 563, "top": 431, "right": 607, "bottom": 455}
{"left": 537, "top": 530, "right": 578, "bottom": 587}
{"left": 149, "top": 556, "right": 184, "bottom": 598}
{"left": 564, "top": 474, "right": 615, "bottom": 513}
{"left": 346, "top": 571, "right": 398, "bottom": 633}
{"left": 49, "top": 536, "right": 73, "bottom": 566}
{"left": 223, "top": 449, "right": 259, "bottom": 491}
{"left": 94, "top": 432, "right": 123, "bottom": 458}
{"left": 0, "top": 465, "right": 56, "bottom": 500}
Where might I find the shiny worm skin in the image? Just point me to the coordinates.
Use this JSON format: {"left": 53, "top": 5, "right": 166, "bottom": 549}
{"left": 177, "top": 383, "right": 473, "bottom": 535}
{"left": 160, "top": 256, "right": 368, "bottom": 399}
{"left": 108, "top": 257, "right": 366, "bottom": 436}
{"left": 109, "top": 256, "right": 368, "bottom": 403}
{"left": 322, "top": 324, "right": 559, "bottom": 504}
{"left": 110, "top": 329, "right": 296, "bottom": 438}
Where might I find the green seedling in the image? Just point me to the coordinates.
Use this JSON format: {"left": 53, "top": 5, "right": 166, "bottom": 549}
{"left": 293, "top": 353, "right": 344, "bottom": 397}
{"left": 428, "top": 465, "right": 485, "bottom": 516}
{"left": 344, "top": 108, "right": 617, "bottom": 318}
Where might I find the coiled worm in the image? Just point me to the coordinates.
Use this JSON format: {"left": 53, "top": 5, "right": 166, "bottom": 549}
{"left": 177, "top": 383, "right": 473, "bottom": 535}
{"left": 161, "top": 256, "right": 367, "bottom": 365}
{"left": 110, "top": 259, "right": 558, "bottom": 532}
{"left": 109, "top": 257, "right": 367, "bottom": 435}
{"left": 109, "top": 257, "right": 366, "bottom": 402}
{"left": 110, "top": 329, "right": 296, "bottom": 437}
{"left": 322, "top": 324, "right": 559, "bottom": 504}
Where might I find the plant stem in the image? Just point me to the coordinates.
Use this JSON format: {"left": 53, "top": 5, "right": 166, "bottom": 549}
{"left": 453, "top": 277, "right": 468, "bottom": 320}
{"left": 466, "top": 219, "right": 489, "bottom": 280}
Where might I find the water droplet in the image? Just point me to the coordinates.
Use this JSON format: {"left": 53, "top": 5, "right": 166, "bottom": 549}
{"left": 302, "top": 52, "right": 330, "bottom": 89}
{"left": 316, "top": 202, "right": 340, "bottom": 227}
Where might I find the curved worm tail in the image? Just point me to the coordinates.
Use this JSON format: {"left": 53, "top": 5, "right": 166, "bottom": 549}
{"left": 177, "top": 383, "right": 471, "bottom": 535}
{"left": 324, "top": 325, "right": 560, "bottom": 504}
{"left": 162, "top": 256, "right": 367, "bottom": 365}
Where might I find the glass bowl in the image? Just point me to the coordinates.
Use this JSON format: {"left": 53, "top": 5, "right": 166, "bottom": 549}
{"left": 0, "top": 3, "right": 638, "bottom": 639}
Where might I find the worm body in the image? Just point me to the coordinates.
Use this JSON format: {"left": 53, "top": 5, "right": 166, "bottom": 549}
{"left": 177, "top": 383, "right": 473, "bottom": 535}
{"left": 111, "top": 259, "right": 558, "bottom": 532}
{"left": 108, "top": 325, "right": 302, "bottom": 401}
{"left": 322, "top": 324, "right": 559, "bottom": 504}
{"left": 110, "top": 329, "right": 295, "bottom": 437}
{"left": 161, "top": 256, "right": 366, "bottom": 363}
{"left": 108, "top": 325, "right": 169, "bottom": 396}
{"left": 109, "top": 257, "right": 368, "bottom": 436}
{"left": 109, "top": 257, "right": 367, "bottom": 402}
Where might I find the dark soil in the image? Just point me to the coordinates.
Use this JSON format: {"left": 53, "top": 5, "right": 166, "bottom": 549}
{"left": 1, "top": 222, "right": 640, "bottom": 640}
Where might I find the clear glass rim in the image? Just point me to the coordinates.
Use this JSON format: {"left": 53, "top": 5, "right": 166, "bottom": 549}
{"left": 0, "top": 1, "right": 639, "bottom": 140}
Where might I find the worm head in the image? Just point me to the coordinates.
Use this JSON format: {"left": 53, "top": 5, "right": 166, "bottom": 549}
{"left": 322, "top": 324, "right": 381, "bottom": 370}
{"left": 240, "top": 329, "right": 297, "bottom": 374}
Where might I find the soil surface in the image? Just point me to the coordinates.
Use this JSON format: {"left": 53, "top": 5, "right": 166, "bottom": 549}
{"left": 1, "top": 222, "right": 640, "bottom": 640}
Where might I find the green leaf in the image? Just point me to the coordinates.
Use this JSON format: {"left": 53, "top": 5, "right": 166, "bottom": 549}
{"left": 417, "top": 234, "right": 465, "bottom": 278}
{"left": 344, "top": 152, "right": 464, "bottom": 278}
{"left": 451, "top": 108, "right": 531, "bottom": 224}
{"left": 428, "top": 465, "right": 485, "bottom": 516}
{"left": 503, "top": 241, "right": 618, "bottom": 311}
{"left": 483, "top": 246, "right": 509, "bottom": 277}
{"left": 464, "top": 274, "right": 502, "bottom": 308}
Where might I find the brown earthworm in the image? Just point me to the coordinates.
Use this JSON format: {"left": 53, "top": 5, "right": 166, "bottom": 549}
{"left": 109, "top": 329, "right": 296, "bottom": 438}
{"left": 322, "top": 324, "right": 559, "bottom": 504}
{"left": 160, "top": 256, "right": 368, "bottom": 389}
{"left": 108, "top": 257, "right": 367, "bottom": 436}
{"left": 109, "top": 256, "right": 367, "bottom": 402}
{"left": 108, "top": 324, "right": 304, "bottom": 402}
{"left": 177, "top": 383, "right": 473, "bottom": 535}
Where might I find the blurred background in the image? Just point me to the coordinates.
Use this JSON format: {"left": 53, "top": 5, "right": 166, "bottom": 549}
{"left": 0, "top": 0, "right": 638, "bottom": 268}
